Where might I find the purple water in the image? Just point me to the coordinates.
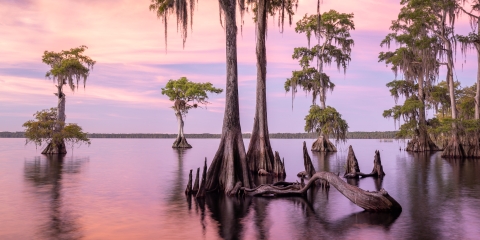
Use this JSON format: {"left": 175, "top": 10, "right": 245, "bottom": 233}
{"left": 1, "top": 138, "right": 479, "bottom": 239}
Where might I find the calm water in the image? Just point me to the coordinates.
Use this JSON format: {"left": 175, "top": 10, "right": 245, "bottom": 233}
{"left": 1, "top": 138, "right": 480, "bottom": 240}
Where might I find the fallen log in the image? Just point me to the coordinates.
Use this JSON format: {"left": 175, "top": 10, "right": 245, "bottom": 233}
{"left": 241, "top": 171, "right": 401, "bottom": 212}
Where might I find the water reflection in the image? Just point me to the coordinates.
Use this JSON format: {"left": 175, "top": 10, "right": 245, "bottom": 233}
{"left": 205, "top": 194, "right": 252, "bottom": 240}
{"left": 23, "top": 154, "right": 88, "bottom": 240}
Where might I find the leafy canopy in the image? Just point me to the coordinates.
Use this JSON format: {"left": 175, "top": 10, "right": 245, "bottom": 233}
{"left": 285, "top": 10, "right": 354, "bottom": 106}
{"left": 42, "top": 45, "right": 95, "bottom": 92}
{"left": 304, "top": 105, "right": 348, "bottom": 142}
{"left": 161, "top": 77, "right": 223, "bottom": 115}
{"left": 23, "top": 108, "right": 90, "bottom": 149}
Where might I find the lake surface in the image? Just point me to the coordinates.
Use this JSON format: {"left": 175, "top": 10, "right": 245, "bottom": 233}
{"left": 1, "top": 138, "right": 479, "bottom": 240}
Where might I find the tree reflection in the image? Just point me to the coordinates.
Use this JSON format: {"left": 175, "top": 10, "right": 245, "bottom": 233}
{"left": 23, "top": 154, "right": 87, "bottom": 240}
{"left": 285, "top": 196, "right": 400, "bottom": 238}
{"left": 205, "top": 194, "right": 253, "bottom": 240}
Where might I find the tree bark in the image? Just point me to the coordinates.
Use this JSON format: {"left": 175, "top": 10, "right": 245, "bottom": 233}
{"left": 298, "top": 141, "right": 316, "bottom": 178}
{"left": 469, "top": 44, "right": 480, "bottom": 158}
{"left": 185, "top": 169, "right": 193, "bottom": 194}
{"left": 272, "top": 151, "right": 286, "bottom": 177}
{"left": 203, "top": 0, "right": 254, "bottom": 194}
{"left": 407, "top": 76, "right": 440, "bottom": 152}
{"left": 344, "top": 149, "right": 385, "bottom": 178}
{"left": 195, "top": 158, "right": 208, "bottom": 198}
{"left": 442, "top": 41, "right": 466, "bottom": 158}
{"left": 173, "top": 109, "right": 192, "bottom": 148}
{"left": 43, "top": 85, "right": 67, "bottom": 155}
{"left": 247, "top": 0, "right": 275, "bottom": 175}
{"left": 476, "top": 24, "right": 480, "bottom": 121}
{"left": 241, "top": 171, "right": 402, "bottom": 212}
{"left": 311, "top": 133, "right": 337, "bottom": 152}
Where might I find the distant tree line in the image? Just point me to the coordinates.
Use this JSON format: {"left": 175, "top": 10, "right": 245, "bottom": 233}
{"left": 1, "top": 131, "right": 398, "bottom": 139}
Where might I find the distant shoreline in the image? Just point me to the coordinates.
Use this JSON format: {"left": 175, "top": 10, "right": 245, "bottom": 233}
{"left": 0, "top": 131, "right": 398, "bottom": 139}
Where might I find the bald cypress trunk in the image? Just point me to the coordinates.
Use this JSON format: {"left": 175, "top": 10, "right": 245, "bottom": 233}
{"left": 172, "top": 109, "right": 192, "bottom": 148}
{"left": 442, "top": 42, "right": 466, "bottom": 158}
{"left": 468, "top": 40, "right": 480, "bottom": 158}
{"left": 43, "top": 85, "right": 67, "bottom": 155}
{"left": 407, "top": 76, "right": 440, "bottom": 152}
{"left": 202, "top": 0, "right": 253, "bottom": 195}
{"left": 247, "top": 0, "right": 275, "bottom": 174}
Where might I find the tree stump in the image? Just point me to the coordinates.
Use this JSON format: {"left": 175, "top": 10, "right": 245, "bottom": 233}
{"left": 344, "top": 146, "right": 386, "bottom": 178}
{"left": 301, "top": 141, "right": 316, "bottom": 177}
{"left": 272, "top": 151, "right": 286, "bottom": 177}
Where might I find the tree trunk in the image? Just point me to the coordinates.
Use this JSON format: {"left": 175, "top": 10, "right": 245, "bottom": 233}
{"left": 311, "top": 133, "right": 337, "bottom": 152}
{"left": 247, "top": 0, "right": 275, "bottom": 175}
{"left": 442, "top": 42, "right": 466, "bottom": 158}
{"left": 406, "top": 76, "right": 440, "bottom": 152}
{"left": 241, "top": 171, "right": 402, "bottom": 213}
{"left": 172, "top": 110, "right": 192, "bottom": 148}
{"left": 203, "top": 0, "right": 254, "bottom": 195}
{"left": 469, "top": 45, "right": 480, "bottom": 158}
{"left": 476, "top": 25, "right": 480, "bottom": 121}
{"left": 43, "top": 86, "right": 67, "bottom": 155}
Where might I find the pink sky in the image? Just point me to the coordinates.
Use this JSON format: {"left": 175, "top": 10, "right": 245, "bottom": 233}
{"left": 0, "top": 0, "right": 478, "bottom": 133}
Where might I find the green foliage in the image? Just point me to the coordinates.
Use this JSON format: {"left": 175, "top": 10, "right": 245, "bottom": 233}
{"left": 304, "top": 105, "right": 349, "bottom": 142}
{"left": 161, "top": 77, "right": 223, "bottom": 115}
{"left": 286, "top": 10, "right": 354, "bottom": 106}
{"left": 385, "top": 80, "right": 417, "bottom": 103}
{"left": 22, "top": 108, "right": 90, "bottom": 149}
{"left": 42, "top": 46, "right": 95, "bottom": 92}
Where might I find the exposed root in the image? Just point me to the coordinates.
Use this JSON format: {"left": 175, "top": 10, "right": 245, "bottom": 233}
{"left": 406, "top": 134, "right": 440, "bottom": 152}
{"left": 195, "top": 158, "right": 208, "bottom": 198}
{"left": 467, "top": 144, "right": 480, "bottom": 158}
{"left": 441, "top": 137, "right": 466, "bottom": 158}
{"left": 311, "top": 134, "right": 337, "bottom": 152}
{"left": 185, "top": 169, "right": 193, "bottom": 195}
{"left": 192, "top": 168, "right": 200, "bottom": 193}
